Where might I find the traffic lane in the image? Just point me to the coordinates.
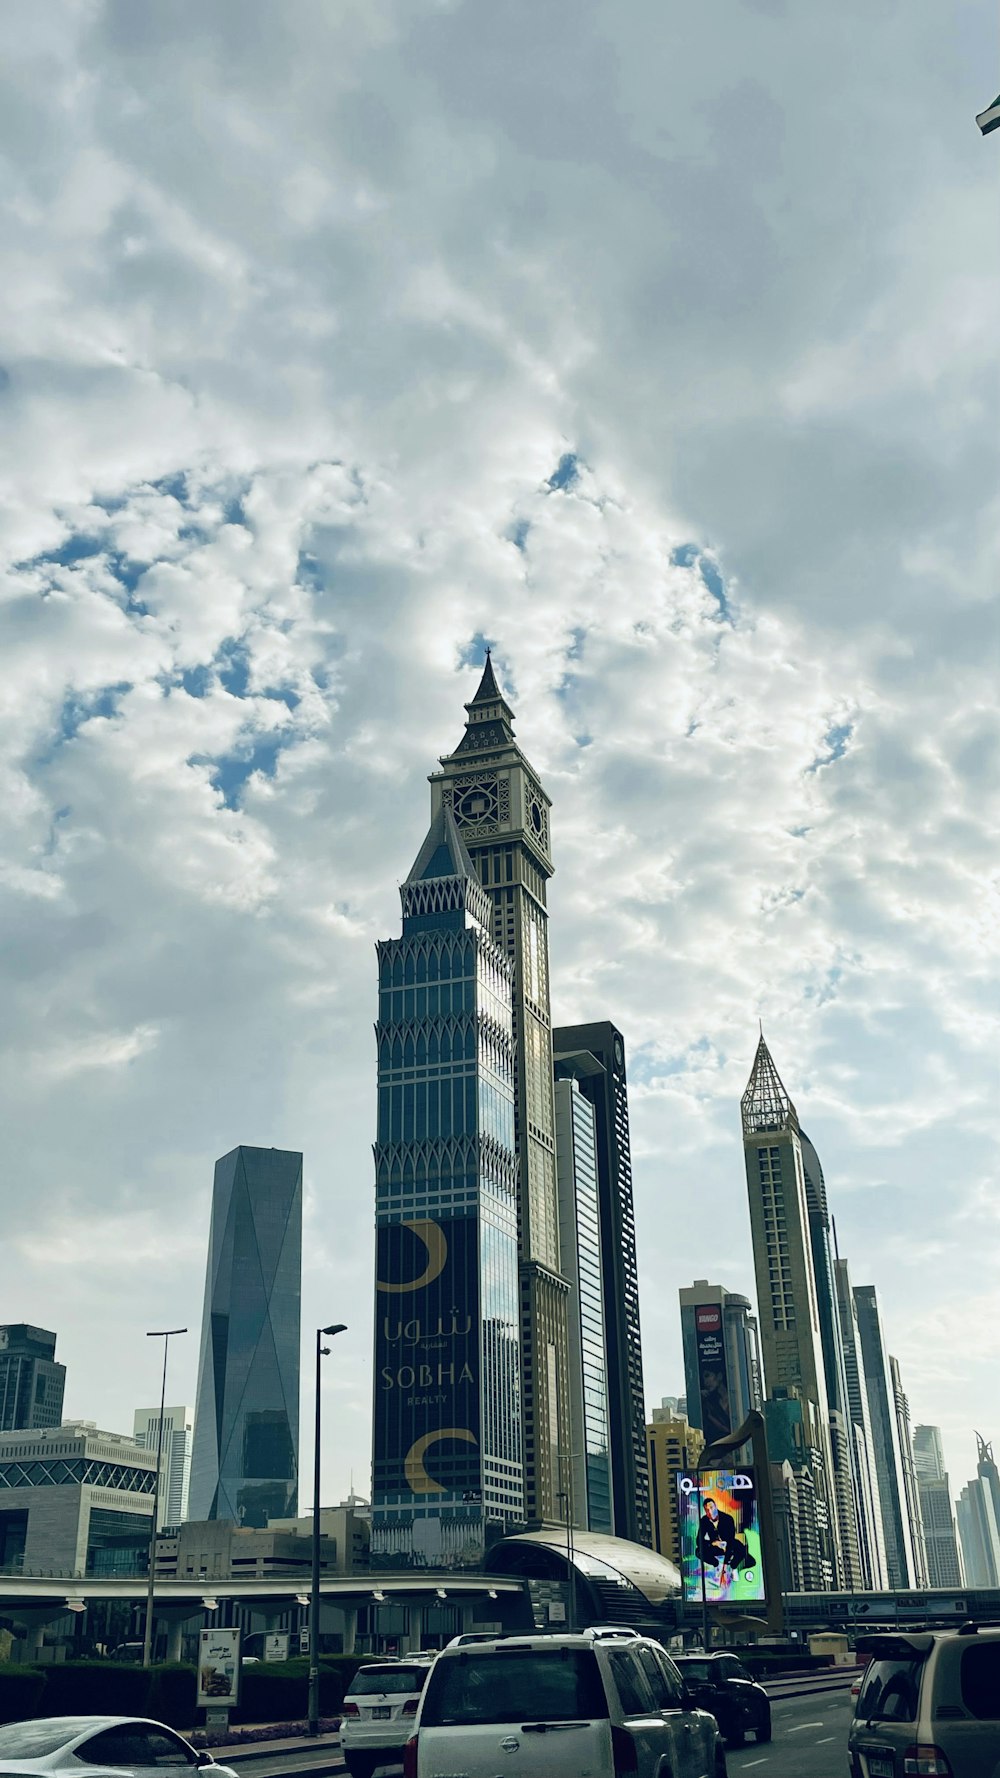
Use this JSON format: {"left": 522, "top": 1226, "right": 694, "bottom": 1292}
{"left": 727, "top": 1685, "right": 854, "bottom": 1778}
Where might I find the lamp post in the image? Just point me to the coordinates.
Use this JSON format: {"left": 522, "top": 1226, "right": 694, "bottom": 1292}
{"left": 308, "top": 1323, "right": 346, "bottom": 1737}
{"left": 142, "top": 1327, "right": 187, "bottom": 1669}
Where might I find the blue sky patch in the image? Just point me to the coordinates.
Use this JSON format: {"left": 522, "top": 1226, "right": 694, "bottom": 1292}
{"left": 699, "top": 555, "right": 734, "bottom": 625}
{"left": 671, "top": 543, "right": 699, "bottom": 568}
{"left": 509, "top": 518, "right": 531, "bottom": 552}
{"left": 808, "top": 721, "right": 854, "bottom": 773}
{"left": 547, "top": 452, "right": 580, "bottom": 492}
{"left": 195, "top": 731, "right": 289, "bottom": 810}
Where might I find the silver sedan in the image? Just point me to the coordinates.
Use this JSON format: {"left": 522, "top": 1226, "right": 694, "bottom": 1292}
{"left": 0, "top": 1717, "right": 239, "bottom": 1778}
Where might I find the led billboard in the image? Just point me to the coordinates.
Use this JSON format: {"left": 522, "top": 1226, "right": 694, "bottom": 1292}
{"left": 677, "top": 1467, "right": 765, "bottom": 1605}
{"left": 373, "top": 1215, "right": 481, "bottom": 1501}
{"left": 693, "top": 1302, "right": 732, "bottom": 1445}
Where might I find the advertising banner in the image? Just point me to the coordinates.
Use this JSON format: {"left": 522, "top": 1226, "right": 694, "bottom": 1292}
{"left": 694, "top": 1303, "right": 732, "bottom": 1445}
{"left": 677, "top": 1467, "right": 766, "bottom": 1605}
{"left": 373, "top": 1216, "right": 481, "bottom": 1501}
{"left": 196, "top": 1628, "right": 241, "bottom": 1708}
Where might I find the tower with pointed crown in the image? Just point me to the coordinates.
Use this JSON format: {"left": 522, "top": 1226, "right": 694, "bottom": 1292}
{"left": 371, "top": 799, "right": 523, "bottom": 1565}
{"left": 428, "top": 654, "right": 571, "bottom": 1527}
{"left": 741, "top": 1035, "right": 842, "bottom": 1588}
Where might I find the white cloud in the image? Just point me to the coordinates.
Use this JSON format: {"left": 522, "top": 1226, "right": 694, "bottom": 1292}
{"left": 0, "top": 0, "right": 996, "bottom": 1506}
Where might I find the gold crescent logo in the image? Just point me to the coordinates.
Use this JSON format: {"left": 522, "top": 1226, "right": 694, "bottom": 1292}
{"left": 404, "top": 1427, "right": 479, "bottom": 1495}
{"left": 376, "top": 1219, "right": 448, "bottom": 1294}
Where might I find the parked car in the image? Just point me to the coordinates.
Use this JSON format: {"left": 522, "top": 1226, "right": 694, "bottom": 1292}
{"left": 849, "top": 1624, "right": 1000, "bottom": 1778}
{"left": 0, "top": 1717, "right": 238, "bottom": 1778}
{"left": 673, "top": 1651, "right": 771, "bottom": 1748}
{"left": 403, "top": 1632, "right": 727, "bottom": 1777}
{"left": 340, "top": 1658, "right": 436, "bottom": 1778}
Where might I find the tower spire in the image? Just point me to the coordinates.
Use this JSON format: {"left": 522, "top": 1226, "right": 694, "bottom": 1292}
{"left": 450, "top": 650, "right": 516, "bottom": 756}
{"left": 741, "top": 1032, "right": 799, "bottom": 1138}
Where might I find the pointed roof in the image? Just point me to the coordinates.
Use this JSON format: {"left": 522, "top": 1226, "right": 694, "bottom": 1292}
{"left": 404, "top": 803, "right": 480, "bottom": 885}
{"left": 465, "top": 648, "right": 513, "bottom": 717}
{"left": 444, "top": 648, "right": 516, "bottom": 756}
{"left": 741, "top": 1033, "right": 799, "bottom": 1139}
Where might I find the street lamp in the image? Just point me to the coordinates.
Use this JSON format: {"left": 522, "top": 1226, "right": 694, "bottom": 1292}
{"left": 142, "top": 1328, "right": 187, "bottom": 1669}
{"left": 308, "top": 1323, "right": 346, "bottom": 1737}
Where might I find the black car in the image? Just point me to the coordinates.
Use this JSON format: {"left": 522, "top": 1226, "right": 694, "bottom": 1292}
{"left": 674, "top": 1652, "right": 772, "bottom": 1748}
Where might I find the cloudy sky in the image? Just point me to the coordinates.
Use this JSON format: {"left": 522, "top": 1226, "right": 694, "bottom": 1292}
{"left": 1, "top": 0, "right": 997, "bottom": 1513}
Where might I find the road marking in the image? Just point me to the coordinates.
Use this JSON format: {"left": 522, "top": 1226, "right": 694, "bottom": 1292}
{"left": 741, "top": 1761, "right": 767, "bottom": 1768}
{"left": 818, "top": 1735, "right": 835, "bottom": 1742}
{"left": 787, "top": 1721, "right": 824, "bottom": 1731}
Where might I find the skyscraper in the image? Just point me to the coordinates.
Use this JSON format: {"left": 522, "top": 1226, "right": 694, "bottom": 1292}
{"left": 133, "top": 1406, "right": 193, "bottom": 1528}
{"left": 429, "top": 658, "right": 570, "bottom": 1526}
{"left": 552, "top": 1022, "right": 650, "bottom": 1547}
{"left": 956, "top": 1434, "right": 1000, "bottom": 1588}
{"left": 371, "top": 806, "right": 522, "bottom": 1565}
{"left": 0, "top": 1326, "right": 66, "bottom": 1431}
{"left": 646, "top": 1406, "right": 703, "bottom": 1567}
{"left": 835, "top": 1257, "right": 889, "bottom": 1590}
{"left": 913, "top": 1425, "right": 964, "bottom": 1589}
{"left": 740, "top": 1036, "right": 839, "bottom": 1586}
{"left": 679, "top": 1282, "right": 762, "bottom": 1447}
{"left": 554, "top": 1053, "right": 612, "bottom": 1533}
{"left": 854, "top": 1284, "right": 919, "bottom": 1588}
{"left": 189, "top": 1146, "right": 302, "bottom": 1529}
{"left": 890, "top": 1356, "right": 927, "bottom": 1587}
{"left": 799, "top": 1134, "right": 863, "bottom": 1590}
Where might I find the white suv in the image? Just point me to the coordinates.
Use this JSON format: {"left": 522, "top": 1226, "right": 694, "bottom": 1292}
{"left": 402, "top": 1633, "right": 726, "bottom": 1778}
{"left": 849, "top": 1625, "right": 1000, "bottom": 1777}
{"left": 340, "top": 1658, "right": 435, "bottom": 1778}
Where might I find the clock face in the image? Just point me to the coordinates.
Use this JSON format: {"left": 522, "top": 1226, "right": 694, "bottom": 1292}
{"left": 613, "top": 1036, "right": 624, "bottom": 1069}
{"left": 529, "top": 798, "right": 543, "bottom": 835}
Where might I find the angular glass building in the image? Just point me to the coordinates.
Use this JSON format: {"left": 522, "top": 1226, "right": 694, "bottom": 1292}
{"left": 372, "top": 806, "right": 523, "bottom": 1566}
{"left": 189, "top": 1146, "right": 302, "bottom": 1529}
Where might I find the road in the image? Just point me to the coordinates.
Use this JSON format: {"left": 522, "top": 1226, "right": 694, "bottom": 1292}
{"left": 728, "top": 1686, "right": 853, "bottom": 1777}
{"left": 232, "top": 1687, "right": 855, "bottom": 1778}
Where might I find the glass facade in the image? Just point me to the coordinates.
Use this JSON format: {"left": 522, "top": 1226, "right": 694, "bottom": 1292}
{"left": 0, "top": 1326, "right": 66, "bottom": 1431}
{"left": 189, "top": 1146, "right": 301, "bottom": 1529}
{"left": 552, "top": 1024, "right": 651, "bottom": 1548}
{"left": 555, "top": 1073, "right": 612, "bottom": 1533}
{"left": 372, "top": 808, "right": 523, "bottom": 1567}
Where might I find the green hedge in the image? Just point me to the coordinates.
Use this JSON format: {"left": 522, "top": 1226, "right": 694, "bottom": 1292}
{"left": 38, "top": 1662, "right": 158, "bottom": 1718}
{"left": 150, "top": 1665, "right": 197, "bottom": 1730}
{"left": 0, "top": 1653, "right": 364, "bottom": 1731}
{"left": 233, "top": 1655, "right": 362, "bottom": 1723}
{"left": 0, "top": 1667, "right": 47, "bottom": 1726}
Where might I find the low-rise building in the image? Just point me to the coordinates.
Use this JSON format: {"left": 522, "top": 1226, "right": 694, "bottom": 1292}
{"left": 152, "top": 1500, "right": 371, "bottom": 1581}
{"left": 0, "top": 1424, "right": 157, "bottom": 1576}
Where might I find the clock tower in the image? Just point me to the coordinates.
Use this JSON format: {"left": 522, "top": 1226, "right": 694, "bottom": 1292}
{"left": 430, "top": 655, "right": 571, "bottom": 1525}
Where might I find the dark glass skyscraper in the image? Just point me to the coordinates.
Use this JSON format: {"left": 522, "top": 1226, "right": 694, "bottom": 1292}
{"left": 372, "top": 805, "right": 522, "bottom": 1565}
{"left": 554, "top": 1054, "right": 612, "bottom": 1533}
{"left": 189, "top": 1146, "right": 302, "bottom": 1529}
{"left": 552, "top": 1022, "right": 650, "bottom": 1547}
{"left": 799, "top": 1131, "right": 863, "bottom": 1589}
{"left": 429, "top": 659, "right": 571, "bottom": 1526}
{"left": 0, "top": 1326, "right": 65, "bottom": 1431}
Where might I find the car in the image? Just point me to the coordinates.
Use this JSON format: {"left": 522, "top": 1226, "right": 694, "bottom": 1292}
{"left": 673, "top": 1651, "right": 771, "bottom": 1748}
{"left": 0, "top": 1717, "right": 238, "bottom": 1778}
{"left": 848, "top": 1624, "right": 1000, "bottom": 1778}
{"left": 402, "top": 1632, "right": 727, "bottom": 1777}
{"left": 445, "top": 1633, "right": 505, "bottom": 1647}
{"left": 340, "top": 1658, "right": 436, "bottom": 1778}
